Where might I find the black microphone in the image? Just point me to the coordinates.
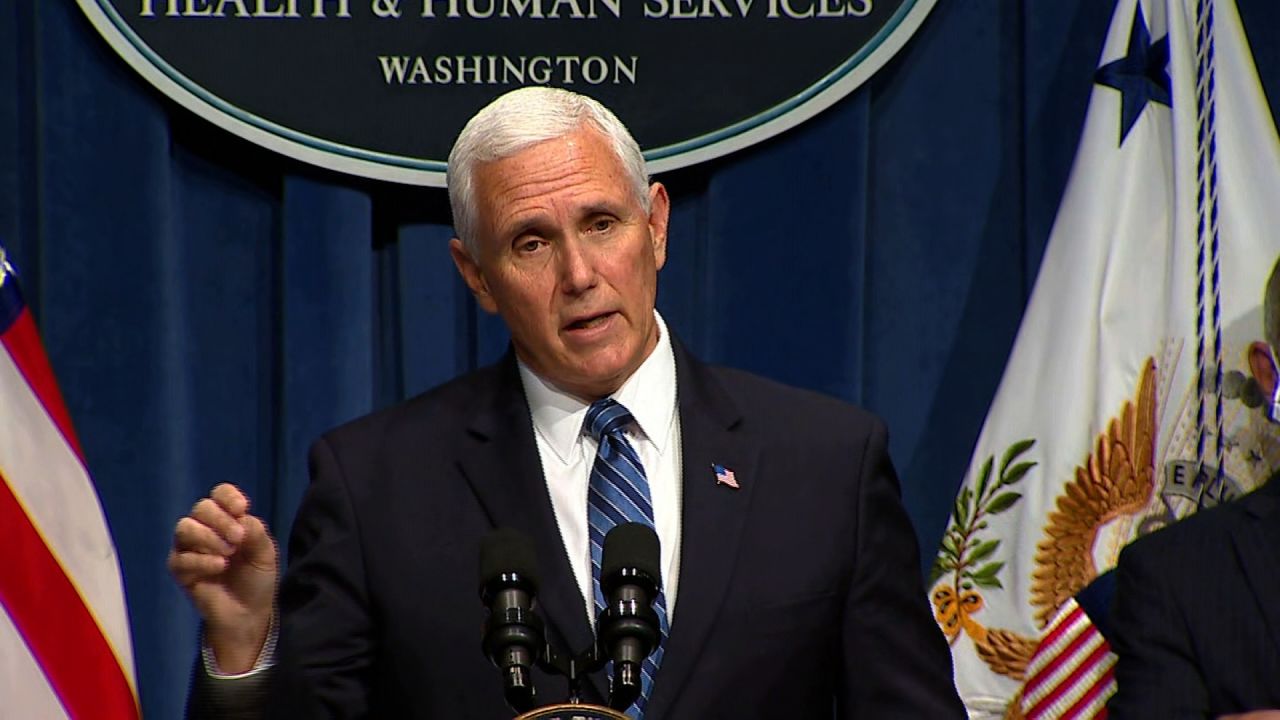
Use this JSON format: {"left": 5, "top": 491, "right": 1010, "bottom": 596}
{"left": 598, "top": 522, "right": 662, "bottom": 711}
{"left": 478, "top": 528, "right": 544, "bottom": 713}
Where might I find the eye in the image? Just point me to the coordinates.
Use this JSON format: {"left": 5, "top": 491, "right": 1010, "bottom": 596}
{"left": 515, "top": 237, "right": 547, "bottom": 254}
{"left": 588, "top": 218, "right": 615, "bottom": 234}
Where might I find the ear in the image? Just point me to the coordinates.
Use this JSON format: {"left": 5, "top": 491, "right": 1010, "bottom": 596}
{"left": 449, "top": 238, "right": 499, "bottom": 314}
{"left": 1248, "top": 340, "right": 1279, "bottom": 398}
{"left": 647, "top": 182, "right": 670, "bottom": 271}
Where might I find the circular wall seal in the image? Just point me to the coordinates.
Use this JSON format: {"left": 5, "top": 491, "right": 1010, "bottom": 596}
{"left": 78, "top": 0, "right": 935, "bottom": 186}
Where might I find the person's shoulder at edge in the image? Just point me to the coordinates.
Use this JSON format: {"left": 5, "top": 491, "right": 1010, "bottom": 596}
{"left": 1116, "top": 475, "right": 1275, "bottom": 569}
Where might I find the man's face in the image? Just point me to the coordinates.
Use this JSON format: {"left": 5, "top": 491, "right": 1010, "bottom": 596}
{"left": 450, "top": 126, "right": 670, "bottom": 400}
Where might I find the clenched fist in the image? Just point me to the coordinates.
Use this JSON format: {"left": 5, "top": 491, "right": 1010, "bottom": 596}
{"left": 168, "top": 483, "right": 278, "bottom": 674}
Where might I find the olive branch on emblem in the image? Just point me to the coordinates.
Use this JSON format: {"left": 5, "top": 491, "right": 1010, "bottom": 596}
{"left": 930, "top": 439, "right": 1036, "bottom": 591}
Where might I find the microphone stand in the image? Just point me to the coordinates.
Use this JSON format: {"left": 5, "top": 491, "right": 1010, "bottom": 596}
{"left": 513, "top": 641, "right": 627, "bottom": 720}
{"left": 536, "top": 640, "right": 604, "bottom": 705}
{"left": 485, "top": 523, "right": 662, "bottom": 719}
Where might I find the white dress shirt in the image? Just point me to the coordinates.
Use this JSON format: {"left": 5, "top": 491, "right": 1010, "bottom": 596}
{"left": 518, "top": 311, "right": 683, "bottom": 626}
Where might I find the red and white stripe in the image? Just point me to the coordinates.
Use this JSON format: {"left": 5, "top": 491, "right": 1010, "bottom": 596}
{"left": 1020, "top": 599, "right": 1116, "bottom": 720}
{"left": 0, "top": 268, "right": 139, "bottom": 719}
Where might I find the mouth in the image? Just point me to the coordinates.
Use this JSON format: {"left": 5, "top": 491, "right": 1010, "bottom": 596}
{"left": 564, "top": 311, "right": 616, "bottom": 332}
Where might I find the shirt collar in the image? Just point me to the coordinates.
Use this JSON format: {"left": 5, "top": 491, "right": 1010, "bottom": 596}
{"left": 519, "top": 311, "right": 677, "bottom": 463}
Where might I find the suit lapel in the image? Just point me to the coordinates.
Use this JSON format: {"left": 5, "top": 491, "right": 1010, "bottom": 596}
{"left": 454, "top": 355, "right": 600, "bottom": 696}
{"left": 1231, "top": 474, "right": 1280, "bottom": 660}
{"left": 647, "top": 344, "right": 759, "bottom": 717}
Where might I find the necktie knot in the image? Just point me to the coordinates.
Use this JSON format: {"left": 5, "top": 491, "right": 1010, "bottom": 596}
{"left": 585, "top": 398, "right": 634, "bottom": 442}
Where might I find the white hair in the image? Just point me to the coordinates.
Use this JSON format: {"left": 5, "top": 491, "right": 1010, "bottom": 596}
{"left": 446, "top": 87, "right": 651, "bottom": 257}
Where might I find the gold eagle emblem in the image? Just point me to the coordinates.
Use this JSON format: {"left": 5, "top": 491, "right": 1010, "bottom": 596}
{"left": 1029, "top": 358, "right": 1157, "bottom": 626}
{"left": 931, "top": 359, "right": 1158, "bottom": 681}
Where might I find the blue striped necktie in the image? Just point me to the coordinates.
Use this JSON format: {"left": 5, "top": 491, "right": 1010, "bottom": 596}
{"left": 585, "top": 398, "right": 669, "bottom": 718}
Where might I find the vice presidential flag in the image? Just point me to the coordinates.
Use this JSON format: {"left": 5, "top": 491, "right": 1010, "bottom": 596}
{"left": 0, "top": 247, "right": 139, "bottom": 718}
{"left": 926, "top": 1, "right": 1280, "bottom": 717}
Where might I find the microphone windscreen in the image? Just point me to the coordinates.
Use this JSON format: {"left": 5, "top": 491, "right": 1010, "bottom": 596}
{"left": 479, "top": 527, "right": 540, "bottom": 591}
{"left": 601, "top": 522, "right": 660, "bottom": 580}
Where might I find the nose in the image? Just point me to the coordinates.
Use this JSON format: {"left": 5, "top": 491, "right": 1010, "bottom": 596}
{"left": 557, "top": 237, "right": 595, "bottom": 294}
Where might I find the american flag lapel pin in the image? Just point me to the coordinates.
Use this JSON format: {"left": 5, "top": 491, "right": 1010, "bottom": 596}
{"left": 712, "top": 463, "right": 739, "bottom": 489}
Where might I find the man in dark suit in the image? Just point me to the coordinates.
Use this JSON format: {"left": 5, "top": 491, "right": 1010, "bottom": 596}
{"left": 169, "top": 87, "right": 963, "bottom": 718}
{"left": 1106, "top": 260, "right": 1280, "bottom": 719}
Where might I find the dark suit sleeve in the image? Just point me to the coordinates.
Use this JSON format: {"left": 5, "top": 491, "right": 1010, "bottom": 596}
{"left": 267, "top": 435, "right": 378, "bottom": 717}
{"left": 1106, "top": 540, "right": 1210, "bottom": 719}
{"left": 837, "top": 418, "right": 966, "bottom": 718}
{"left": 185, "top": 655, "right": 271, "bottom": 720}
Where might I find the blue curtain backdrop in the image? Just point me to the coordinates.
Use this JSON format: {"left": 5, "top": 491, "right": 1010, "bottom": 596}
{"left": 2, "top": 1, "right": 1279, "bottom": 716}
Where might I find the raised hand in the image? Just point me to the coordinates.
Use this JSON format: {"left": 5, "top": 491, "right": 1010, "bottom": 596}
{"left": 168, "top": 483, "right": 278, "bottom": 674}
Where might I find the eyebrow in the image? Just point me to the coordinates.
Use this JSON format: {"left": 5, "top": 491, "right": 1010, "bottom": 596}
{"left": 579, "top": 199, "right": 629, "bottom": 219}
{"left": 499, "top": 198, "right": 632, "bottom": 241}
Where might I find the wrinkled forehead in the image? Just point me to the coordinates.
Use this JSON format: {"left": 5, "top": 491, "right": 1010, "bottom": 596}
{"left": 473, "top": 130, "right": 635, "bottom": 211}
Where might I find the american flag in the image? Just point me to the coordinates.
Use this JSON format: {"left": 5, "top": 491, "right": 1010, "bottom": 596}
{"left": 712, "top": 463, "right": 738, "bottom": 489}
{"left": 1019, "top": 597, "right": 1115, "bottom": 720}
{"left": 0, "top": 246, "right": 139, "bottom": 719}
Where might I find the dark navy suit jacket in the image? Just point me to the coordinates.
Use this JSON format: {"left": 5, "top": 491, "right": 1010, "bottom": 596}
{"left": 192, "top": 341, "right": 963, "bottom": 718}
{"left": 1108, "top": 474, "right": 1280, "bottom": 718}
